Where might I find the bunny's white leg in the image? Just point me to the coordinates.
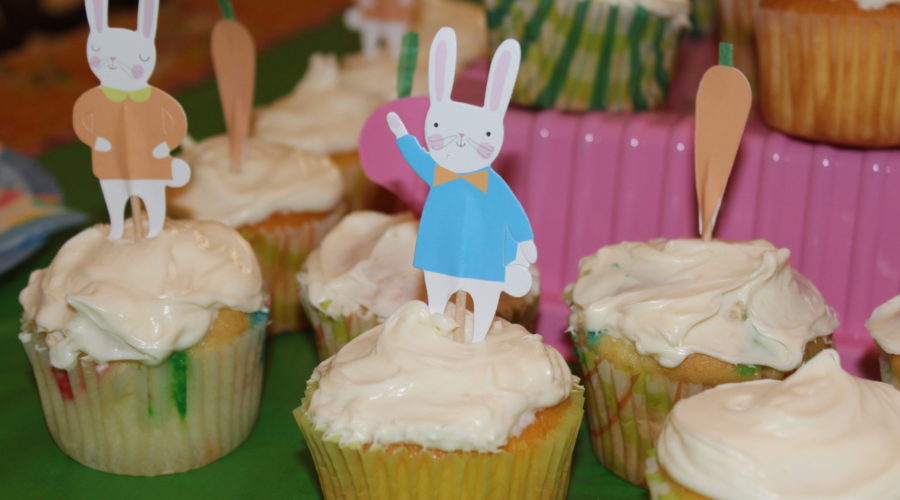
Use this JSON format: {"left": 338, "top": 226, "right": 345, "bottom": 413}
{"left": 383, "top": 21, "right": 406, "bottom": 59}
{"left": 99, "top": 179, "right": 130, "bottom": 240}
{"left": 131, "top": 180, "right": 168, "bottom": 238}
{"left": 424, "top": 271, "right": 457, "bottom": 315}
{"left": 466, "top": 280, "right": 503, "bottom": 343}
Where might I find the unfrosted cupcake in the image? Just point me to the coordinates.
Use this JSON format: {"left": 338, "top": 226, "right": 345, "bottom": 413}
{"left": 565, "top": 238, "right": 837, "bottom": 485}
{"left": 866, "top": 295, "right": 900, "bottom": 390}
{"left": 485, "top": 0, "right": 690, "bottom": 111}
{"left": 646, "top": 349, "right": 900, "bottom": 499}
{"left": 18, "top": 219, "right": 268, "bottom": 476}
{"left": 170, "top": 135, "right": 345, "bottom": 334}
{"left": 253, "top": 54, "right": 393, "bottom": 212}
{"left": 294, "top": 301, "right": 583, "bottom": 499}
{"left": 298, "top": 211, "right": 540, "bottom": 359}
{"left": 754, "top": 0, "right": 900, "bottom": 147}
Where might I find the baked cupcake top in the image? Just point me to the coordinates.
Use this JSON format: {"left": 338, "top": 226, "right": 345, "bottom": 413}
{"left": 19, "top": 219, "right": 266, "bottom": 369}
{"left": 656, "top": 349, "right": 900, "bottom": 499}
{"left": 170, "top": 135, "right": 343, "bottom": 227}
{"left": 306, "top": 301, "right": 574, "bottom": 452}
{"left": 301, "top": 211, "right": 540, "bottom": 320}
{"left": 254, "top": 54, "right": 383, "bottom": 155}
{"left": 568, "top": 239, "right": 837, "bottom": 370}
{"left": 866, "top": 295, "right": 900, "bottom": 355}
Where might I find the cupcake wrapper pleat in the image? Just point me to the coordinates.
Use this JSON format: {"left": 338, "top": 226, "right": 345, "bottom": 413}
{"left": 487, "top": 0, "right": 684, "bottom": 111}
{"left": 754, "top": 9, "right": 900, "bottom": 147}
{"left": 240, "top": 209, "right": 344, "bottom": 334}
{"left": 295, "top": 383, "right": 584, "bottom": 500}
{"left": 19, "top": 313, "right": 267, "bottom": 476}
{"left": 878, "top": 348, "right": 900, "bottom": 390}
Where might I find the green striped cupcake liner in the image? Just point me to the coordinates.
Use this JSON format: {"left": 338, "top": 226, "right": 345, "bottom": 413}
{"left": 688, "top": 0, "right": 716, "bottom": 38}
{"left": 645, "top": 450, "right": 688, "bottom": 500}
{"left": 878, "top": 348, "right": 900, "bottom": 391}
{"left": 19, "top": 310, "right": 268, "bottom": 476}
{"left": 486, "top": 0, "right": 686, "bottom": 112}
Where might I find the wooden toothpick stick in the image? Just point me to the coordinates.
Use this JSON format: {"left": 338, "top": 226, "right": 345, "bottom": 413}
{"left": 130, "top": 196, "right": 144, "bottom": 242}
{"left": 454, "top": 290, "right": 467, "bottom": 339}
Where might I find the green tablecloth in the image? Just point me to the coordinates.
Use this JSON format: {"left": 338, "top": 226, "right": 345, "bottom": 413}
{"left": 0, "top": 15, "right": 646, "bottom": 500}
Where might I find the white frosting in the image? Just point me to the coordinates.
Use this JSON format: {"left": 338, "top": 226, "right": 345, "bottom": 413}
{"left": 569, "top": 239, "right": 837, "bottom": 371}
{"left": 254, "top": 54, "right": 383, "bottom": 155}
{"left": 171, "top": 135, "right": 343, "bottom": 227}
{"left": 19, "top": 219, "right": 266, "bottom": 369}
{"left": 307, "top": 301, "right": 575, "bottom": 452}
{"left": 854, "top": 0, "right": 900, "bottom": 9}
{"left": 339, "top": 51, "right": 428, "bottom": 103}
{"left": 657, "top": 350, "right": 900, "bottom": 500}
{"left": 301, "top": 211, "right": 539, "bottom": 320}
{"left": 606, "top": 0, "right": 690, "bottom": 27}
{"left": 866, "top": 295, "right": 900, "bottom": 354}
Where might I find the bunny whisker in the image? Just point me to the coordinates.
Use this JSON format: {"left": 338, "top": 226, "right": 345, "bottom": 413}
{"left": 427, "top": 133, "right": 459, "bottom": 151}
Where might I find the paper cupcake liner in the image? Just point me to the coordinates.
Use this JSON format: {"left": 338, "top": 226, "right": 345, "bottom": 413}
{"left": 688, "top": 0, "right": 716, "bottom": 38}
{"left": 646, "top": 450, "right": 709, "bottom": 500}
{"left": 716, "top": 0, "right": 756, "bottom": 43}
{"left": 19, "top": 310, "right": 268, "bottom": 476}
{"left": 295, "top": 382, "right": 584, "bottom": 500}
{"left": 878, "top": 348, "right": 900, "bottom": 390}
{"left": 486, "top": 0, "right": 685, "bottom": 111}
{"left": 299, "top": 287, "right": 541, "bottom": 361}
{"left": 754, "top": 8, "right": 900, "bottom": 147}
{"left": 239, "top": 209, "right": 344, "bottom": 334}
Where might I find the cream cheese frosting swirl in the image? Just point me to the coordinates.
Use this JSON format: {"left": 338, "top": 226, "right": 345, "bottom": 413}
{"left": 19, "top": 219, "right": 266, "bottom": 369}
{"left": 656, "top": 349, "right": 900, "bottom": 499}
{"left": 568, "top": 239, "right": 837, "bottom": 370}
{"left": 301, "top": 211, "right": 540, "bottom": 320}
{"left": 306, "top": 301, "right": 575, "bottom": 452}
{"left": 171, "top": 135, "right": 343, "bottom": 227}
{"left": 866, "top": 295, "right": 900, "bottom": 354}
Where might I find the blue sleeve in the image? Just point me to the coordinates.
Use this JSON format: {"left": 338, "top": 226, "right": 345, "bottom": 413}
{"left": 495, "top": 174, "right": 533, "bottom": 243}
{"left": 397, "top": 135, "right": 435, "bottom": 186}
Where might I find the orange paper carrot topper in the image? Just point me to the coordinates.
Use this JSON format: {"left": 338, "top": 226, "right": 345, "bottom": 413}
{"left": 211, "top": 8, "right": 255, "bottom": 167}
{"left": 694, "top": 43, "right": 751, "bottom": 241}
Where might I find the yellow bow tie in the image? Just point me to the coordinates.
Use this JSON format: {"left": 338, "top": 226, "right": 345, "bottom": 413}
{"left": 433, "top": 166, "right": 489, "bottom": 192}
{"left": 101, "top": 86, "right": 152, "bottom": 103}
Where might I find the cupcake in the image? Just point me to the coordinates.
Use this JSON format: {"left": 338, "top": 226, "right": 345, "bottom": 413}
{"left": 170, "top": 135, "right": 345, "bottom": 334}
{"left": 298, "top": 211, "right": 541, "bottom": 359}
{"left": 17, "top": 219, "right": 268, "bottom": 476}
{"left": 294, "top": 301, "right": 583, "bottom": 499}
{"left": 866, "top": 295, "right": 900, "bottom": 390}
{"left": 646, "top": 349, "right": 900, "bottom": 499}
{"left": 754, "top": 0, "right": 900, "bottom": 147}
{"left": 484, "top": 0, "right": 690, "bottom": 111}
{"left": 565, "top": 239, "right": 837, "bottom": 485}
{"left": 253, "top": 54, "right": 395, "bottom": 212}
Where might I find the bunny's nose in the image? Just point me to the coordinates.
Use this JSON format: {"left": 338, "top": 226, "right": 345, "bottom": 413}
{"left": 458, "top": 132, "right": 465, "bottom": 138}
{"left": 110, "top": 56, "right": 116, "bottom": 61}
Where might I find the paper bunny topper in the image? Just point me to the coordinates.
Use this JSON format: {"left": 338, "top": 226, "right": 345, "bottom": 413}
{"left": 344, "top": 0, "right": 418, "bottom": 59}
{"left": 73, "top": 0, "right": 191, "bottom": 240}
{"left": 694, "top": 43, "right": 751, "bottom": 240}
{"left": 385, "top": 27, "right": 535, "bottom": 343}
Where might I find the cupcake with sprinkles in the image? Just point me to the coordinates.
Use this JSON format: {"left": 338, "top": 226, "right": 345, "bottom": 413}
{"left": 18, "top": 219, "right": 269, "bottom": 475}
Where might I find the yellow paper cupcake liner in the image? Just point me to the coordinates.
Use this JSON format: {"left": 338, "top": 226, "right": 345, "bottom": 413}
{"left": 19, "top": 310, "right": 268, "bottom": 476}
{"left": 294, "top": 382, "right": 584, "bottom": 500}
{"left": 754, "top": 8, "right": 900, "bottom": 147}
{"left": 646, "top": 450, "right": 711, "bottom": 500}
{"left": 239, "top": 208, "right": 344, "bottom": 334}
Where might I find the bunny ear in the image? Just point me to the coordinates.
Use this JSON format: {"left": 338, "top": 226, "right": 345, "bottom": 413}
{"left": 137, "top": 0, "right": 159, "bottom": 39}
{"left": 428, "top": 27, "right": 457, "bottom": 104}
{"left": 484, "top": 38, "right": 521, "bottom": 114}
{"left": 84, "top": 0, "right": 107, "bottom": 33}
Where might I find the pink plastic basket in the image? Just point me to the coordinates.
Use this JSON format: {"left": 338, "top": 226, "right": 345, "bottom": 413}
{"left": 359, "top": 41, "right": 900, "bottom": 377}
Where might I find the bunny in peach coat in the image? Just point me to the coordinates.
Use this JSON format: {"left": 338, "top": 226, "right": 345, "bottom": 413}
{"left": 73, "top": 0, "right": 190, "bottom": 239}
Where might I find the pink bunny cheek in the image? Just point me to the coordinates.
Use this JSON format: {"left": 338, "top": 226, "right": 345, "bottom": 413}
{"left": 131, "top": 64, "right": 145, "bottom": 79}
{"left": 475, "top": 142, "right": 495, "bottom": 159}
{"left": 89, "top": 56, "right": 101, "bottom": 68}
{"left": 427, "top": 134, "right": 446, "bottom": 150}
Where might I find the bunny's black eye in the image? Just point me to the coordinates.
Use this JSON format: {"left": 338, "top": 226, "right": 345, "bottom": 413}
{"left": 139, "top": 54, "right": 151, "bottom": 62}
{"left": 90, "top": 45, "right": 101, "bottom": 52}
{"left": 433, "top": 122, "right": 439, "bottom": 128}
{"left": 486, "top": 131, "right": 491, "bottom": 137}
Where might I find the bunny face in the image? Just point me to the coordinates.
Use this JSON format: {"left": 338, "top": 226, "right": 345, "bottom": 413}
{"left": 423, "top": 28, "right": 521, "bottom": 175}
{"left": 84, "top": 0, "right": 158, "bottom": 91}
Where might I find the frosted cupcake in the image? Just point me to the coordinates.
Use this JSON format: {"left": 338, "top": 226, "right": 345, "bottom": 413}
{"left": 485, "top": 0, "right": 690, "bottom": 111}
{"left": 565, "top": 239, "right": 837, "bottom": 485}
{"left": 253, "top": 54, "right": 393, "bottom": 212}
{"left": 298, "top": 211, "right": 541, "bottom": 359}
{"left": 18, "top": 219, "right": 268, "bottom": 476}
{"left": 866, "top": 295, "right": 900, "bottom": 390}
{"left": 294, "top": 301, "right": 583, "bottom": 499}
{"left": 170, "top": 135, "right": 344, "bottom": 334}
{"left": 646, "top": 349, "right": 900, "bottom": 499}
